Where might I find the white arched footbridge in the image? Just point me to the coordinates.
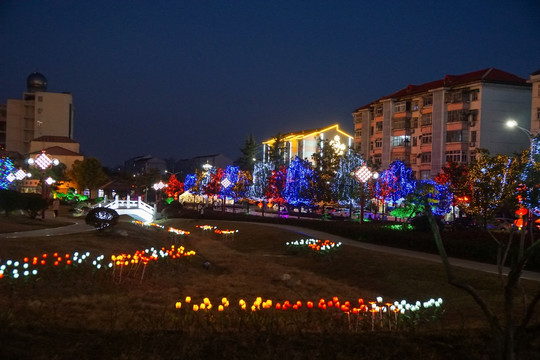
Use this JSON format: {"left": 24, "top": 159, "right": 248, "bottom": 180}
{"left": 99, "top": 195, "right": 157, "bottom": 223}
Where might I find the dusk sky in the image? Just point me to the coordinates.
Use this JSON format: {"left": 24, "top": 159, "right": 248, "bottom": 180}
{"left": 1, "top": 1, "right": 539, "bottom": 167}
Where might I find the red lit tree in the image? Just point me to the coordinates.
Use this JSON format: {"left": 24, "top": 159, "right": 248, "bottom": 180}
{"left": 264, "top": 166, "right": 287, "bottom": 205}
{"left": 166, "top": 174, "right": 184, "bottom": 200}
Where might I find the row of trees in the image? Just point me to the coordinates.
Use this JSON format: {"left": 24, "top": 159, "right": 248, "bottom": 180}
{"left": 162, "top": 139, "right": 538, "bottom": 227}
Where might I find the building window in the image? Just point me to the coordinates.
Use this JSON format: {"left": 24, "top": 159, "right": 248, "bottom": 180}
{"left": 537, "top": 108, "right": 540, "bottom": 120}
{"left": 421, "top": 133, "right": 432, "bottom": 144}
{"left": 421, "top": 152, "right": 431, "bottom": 163}
{"left": 471, "top": 131, "right": 477, "bottom": 143}
{"left": 470, "top": 89, "right": 479, "bottom": 101}
{"left": 423, "top": 95, "right": 433, "bottom": 107}
{"left": 411, "top": 117, "right": 419, "bottom": 128}
{"left": 394, "top": 101, "right": 407, "bottom": 113}
{"left": 373, "top": 154, "right": 382, "bottom": 165}
{"left": 375, "top": 122, "right": 383, "bottom": 132}
{"left": 537, "top": 84, "right": 540, "bottom": 97}
{"left": 446, "top": 91, "right": 463, "bottom": 103}
{"left": 421, "top": 113, "right": 432, "bottom": 126}
{"left": 446, "top": 150, "right": 467, "bottom": 163}
{"left": 412, "top": 101, "right": 419, "bottom": 111}
{"left": 37, "top": 96, "right": 43, "bottom": 102}
{"left": 355, "top": 129, "right": 362, "bottom": 137}
{"left": 447, "top": 110, "right": 465, "bottom": 123}
{"left": 446, "top": 130, "right": 468, "bottom": 143}
{"left": 391, "top": 135, "right": 411, "bottom": 147}
{"left": 374, "top": 138, "right": 383, "bottom": 148}
{"left": 375, "top": 106, "right": 383, "bottom": 117}
{"left": 420, "top": 170, "right": 431, "bottom": 180}
{"left": 412, "top": 136, "right": 417, "bottom": 147}
{"left": 355, "top": 113, "right": 363, "bottom": 123}
{"left": 392, "top": 118, "right": 410, "bottom": 130}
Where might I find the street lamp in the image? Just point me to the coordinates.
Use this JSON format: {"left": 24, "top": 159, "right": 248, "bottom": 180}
{"left": 153, "top": 180, "right": 167, "bottom": 204}
{"left": 27, "top": 150, "right": 60, "bottom": 218}
{"left": 354, "top": 165, "right": 378, "bottom": 223}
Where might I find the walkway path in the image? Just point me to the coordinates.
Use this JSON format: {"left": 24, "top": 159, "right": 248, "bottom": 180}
{"left": 0, "top": 216, "right": 95, "bottom": 239}
{"left": 257, "top": 223, "right": 540, "bottom": 283}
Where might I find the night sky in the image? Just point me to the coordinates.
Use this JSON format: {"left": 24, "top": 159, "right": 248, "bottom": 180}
{"left": 1, "top": 1, "right": 539, "bottom": 167}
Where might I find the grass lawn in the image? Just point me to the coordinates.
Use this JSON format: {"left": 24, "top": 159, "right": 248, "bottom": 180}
{"left": 0, "top": 214, "right": 539, "bottom": 359}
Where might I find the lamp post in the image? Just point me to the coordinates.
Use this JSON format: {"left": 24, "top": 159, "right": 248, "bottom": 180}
{"left": 505, "top": 120, "right": 540, "bottom": 260}
{"left": 27, "top": 150, "right": 60, "bottom": 218}
{"left": 354, "top": 165, "right": 379, "bottom": 223}
{"left": 152, "top": 180, "right": 167, "bottom": 204}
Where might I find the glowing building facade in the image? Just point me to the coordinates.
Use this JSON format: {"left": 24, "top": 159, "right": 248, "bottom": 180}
{"left": 353, "top": 68, "right": 532, "bottom": 179}
{"left": 262, "top": 124, "right": 353, "bottom": 165}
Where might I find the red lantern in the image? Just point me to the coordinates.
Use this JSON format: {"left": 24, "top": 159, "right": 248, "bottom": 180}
{"left": 516, "top": 208, "right": 528, "bottom": 216}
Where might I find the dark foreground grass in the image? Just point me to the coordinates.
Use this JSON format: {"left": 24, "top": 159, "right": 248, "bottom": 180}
{"left": 0, "top": 217, "right": 539, "bottom": 359}
{"left": 0, "top": 326, "right": 502, "bottom": 360}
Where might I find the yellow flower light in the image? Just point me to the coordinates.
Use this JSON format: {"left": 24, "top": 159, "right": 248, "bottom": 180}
{"left": 175, "top": 302, "right": 182, "bottom": 309}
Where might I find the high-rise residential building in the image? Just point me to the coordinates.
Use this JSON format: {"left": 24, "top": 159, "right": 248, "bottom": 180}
{"left": 352, "top": 68, "right": 532, "bottom": 179}
{"left": 3, "top": 72, "right": 76, "bottom": 156}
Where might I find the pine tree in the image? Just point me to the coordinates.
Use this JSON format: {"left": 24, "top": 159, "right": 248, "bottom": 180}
{"left": 236, "top": 134, "right": 259, "bottom": 172}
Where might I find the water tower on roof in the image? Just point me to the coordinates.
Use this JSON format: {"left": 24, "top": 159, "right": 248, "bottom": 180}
{"left": 26, "top": 72, "right": 48, "bottom": 92}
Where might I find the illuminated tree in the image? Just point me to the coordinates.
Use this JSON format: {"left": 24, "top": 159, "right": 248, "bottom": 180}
{"left": 375, "top": 160, "right": 416, "bottom": 207}
{"left": 183, "top": 173, "right": 197, "bottom": 193}
{"left": 0, "top": 157, "right": 16, "bottom": 190}
{"left": 466, "top": 150, "right": 514, "bottom": 229}
{"left": 331, "top": 150, "right": 365, "bottom": 207}
{"left": 283, "top": 156, "right": 316, "bottom": 207}
{"left": 166, "top": 174, "right": 184, "bottom": 200}
{"left": 435, "top": 160, "right": 471, "bottom": 213}
{"left": 204, "top": 168, "right": 223, "bottom": 199}
{"left": 312, "top": 138, "right": 343, "bottom": 204}
{"left": 265, "top": 165, "right": 287, "bottom": 205}
{"left": 249, "top": 161, "right": 273, "bottom": 200}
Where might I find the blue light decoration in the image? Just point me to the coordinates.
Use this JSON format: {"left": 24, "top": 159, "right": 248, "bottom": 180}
{"left": 0, "top": 157, "right": 16, "bottom": 190}
{"left": 419, "top": 179, "right": 453, "bottom": 216}
{"left": 220, "top": 165, "right": 239, "bottom": 200}
{"left": 283, "top": 156, "right": 315, "bottom": 207}
{"left": 520, "top": 135, "right": 540, "bottom": 216}
{"left": 249, "top": 161, "right": 273, "bottom": 200}
{"left": 184, "top": 173, "right": 197, "bottom": 193}
{"left": 331, "top": 150, "right": 365, "bottom": 206}
{"left": 375, "top": 160, "right": 416, "bottom": 206}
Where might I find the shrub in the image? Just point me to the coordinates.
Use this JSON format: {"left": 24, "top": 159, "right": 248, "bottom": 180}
{"left": 85, "top": 207, "right": 119, "bottom": 231}
{"left": 0, "top": 189, "right": 23, "bottom": 216}
{"left": 20, "top": 193, "right": 49, "bottom": 219}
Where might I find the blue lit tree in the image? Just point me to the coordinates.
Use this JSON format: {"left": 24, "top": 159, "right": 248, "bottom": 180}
{"left": 283, "top": 156, "right": 316, "bottom": 208}
{"left": 183, "top": 173, "right": 197, "bottom": 193}
{"left": 375, "top": 160, "right": 416, "bottom": 208}
{"left": 0, "top": 157, "right": 16, "bottom": 190}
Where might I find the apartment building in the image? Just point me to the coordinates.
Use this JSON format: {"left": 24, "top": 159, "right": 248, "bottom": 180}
{"left": 262, "top": 124, "right": 353, "bottom": 165}
{"left": 353, "top": 68, "right": 531, "bottom": 179}
{"left": 3, "top": 72, "right": 76, "bottom": 156}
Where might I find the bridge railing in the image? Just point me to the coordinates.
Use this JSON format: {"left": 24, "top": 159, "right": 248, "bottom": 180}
{"left": 102, "top": 195, "right": 157, "bottom": 220}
